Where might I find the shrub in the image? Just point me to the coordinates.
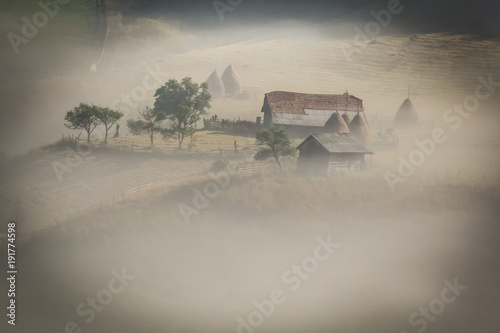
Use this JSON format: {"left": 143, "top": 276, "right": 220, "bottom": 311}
{"left": 210, "top": 158, "right": 229, "bottom": 173}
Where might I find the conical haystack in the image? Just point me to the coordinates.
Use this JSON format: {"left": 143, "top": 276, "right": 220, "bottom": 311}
{"left": 395, "top": 98, "right": 419, "bottom": 129}
{"left": 221, "top": 64, "right": 243, "bottom": 96}
{"left": 324, "top": 112, "right": 350, "bottom": 133}
{"left": 342, "top": 112, "right": 352, "bottom": 125}
{"left": 349, "top": 113, "right": 370, "bottom": 143}
{"left": 205, "top": 70, "right": 225, "bottom": 98}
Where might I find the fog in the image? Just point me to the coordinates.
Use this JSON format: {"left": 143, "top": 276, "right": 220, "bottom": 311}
{"left": 0, "top": 0, "right": 499, "bottom": 332}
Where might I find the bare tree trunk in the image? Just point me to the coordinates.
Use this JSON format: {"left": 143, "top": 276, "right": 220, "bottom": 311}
{"left": 275, "top": 155, "right": 282, "bottom": 174}
{"left": 87, "top": 131, "right": 91, "bottom": 143}
{"left": 178, "top": 131, "right": 183, "bottom": 150}
{"left": 104, "top": 129, "right": 108, "bottom": 145}
{"left": 150, "top": 132, "right": 154, "bottom": 149}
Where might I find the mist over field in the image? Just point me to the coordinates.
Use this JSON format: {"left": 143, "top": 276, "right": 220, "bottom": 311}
{"left": 0, "top": 0, "right": 499, "bottom": 332}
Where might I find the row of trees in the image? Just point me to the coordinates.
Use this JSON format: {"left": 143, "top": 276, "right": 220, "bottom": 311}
{"left": 64, "top": 104, "right": 123, "bottom": 145}
{"left": 64, "top": 77, "right": 211, "bottom": 150}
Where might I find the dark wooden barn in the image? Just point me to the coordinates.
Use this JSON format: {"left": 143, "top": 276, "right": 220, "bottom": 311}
{"left": 297, "top": 133, "right": 373, "bottom": 176}
{"left": 261, "top": 91, "right": 365, "bottom": 136}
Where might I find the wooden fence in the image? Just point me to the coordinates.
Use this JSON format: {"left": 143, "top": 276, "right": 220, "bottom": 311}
{"left": 64, "top": 175, "right": 194, "bottom": 222}
{"left": 60, "top": 160, "right": 301, "bottom": 224}
{"left": 236, "top": 164, "right": 263, "bottom": 177}
{"left": 61, "top": 134, "right": 80, "bottom": 144}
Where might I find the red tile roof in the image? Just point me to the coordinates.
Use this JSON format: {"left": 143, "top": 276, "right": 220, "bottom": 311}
{"left": 263, "top": 91, "right": 364, "bottom": 115}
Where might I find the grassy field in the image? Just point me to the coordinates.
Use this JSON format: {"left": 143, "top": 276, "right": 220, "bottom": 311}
{"left": 103, "top": 130, "right": 259, "bottom": 155}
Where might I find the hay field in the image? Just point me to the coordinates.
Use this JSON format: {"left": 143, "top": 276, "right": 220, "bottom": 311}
{"left": 105, "top": 130, "right": 258, "bottom": 155}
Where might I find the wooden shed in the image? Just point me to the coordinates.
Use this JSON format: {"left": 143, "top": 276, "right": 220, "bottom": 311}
{"left": 297, "top": 133, "right": 373, "bottom": 176}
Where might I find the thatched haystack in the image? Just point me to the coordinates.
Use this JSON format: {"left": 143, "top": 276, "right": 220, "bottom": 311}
{"left": 205, "top": 70, "right": 225, "bottom": 98}
{"left": 324, "top": 112, "right": 350, "bottom": 133}
{"left": 342, "top": 112, "right": 352, "bottom": 125}
{"left": 221, "top": 64, "right": 243, "bottom": 96}
{"left": 395, "top": 98, "right": 420, "bottom": 129}
{"left": 349, "top": 112, "right": 370, "bottom": 143}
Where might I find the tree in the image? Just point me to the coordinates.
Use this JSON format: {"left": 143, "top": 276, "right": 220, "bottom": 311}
{"left": 96, "top": 107, "right": 123, "bottom": 145}
{"left": 127, "top": 119, "right": 147, "bottom": 136}
{"left": 154, "top": 77, "right": 211, "bottom": 149}
{"left": 161, "top": 106, "right": 200, "bottom": 150}
{"left": 254, "top": 126, "right": 296, "bottom": 173}
{"left": 64, "top": 103, "right": 101, "bottom": 143}
{"left": 138, "top": 107, "right": 165, "bottom": 149}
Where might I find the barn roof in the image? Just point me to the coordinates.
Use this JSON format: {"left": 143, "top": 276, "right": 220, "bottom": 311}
{"left": 297, "top": 133, "right": 373, "bottom": 154}
{"left": 263, "top": 91, "right": 364, "bottom": 115}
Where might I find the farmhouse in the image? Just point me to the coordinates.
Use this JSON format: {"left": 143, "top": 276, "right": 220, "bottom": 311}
{"left": 261, "top": 91, "right": 365, "bottom": 136}
{"left": 297, "top": 133, "right": 373, "bottom": 176}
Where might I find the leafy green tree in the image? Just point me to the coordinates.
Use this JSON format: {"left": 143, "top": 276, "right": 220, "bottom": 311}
{"left": 96, "top": 107, "right": 123, "bottom": 145}
{"left": 161, "top": 106, "right": 201, "bottom": 149}
{"left": 127, "top": 119, "right": 147, "bottom": 136}
{"left": 64, "top": 103, "right": 101, "bottom": 143}
{"left": 154, "top": 77, "right": 211, "bottom": 149}
{"left": 254, "top": 126, "right": 296, "bottom": 173}
{"left": 138, "top": 107, "right": 165, "bottom": 149}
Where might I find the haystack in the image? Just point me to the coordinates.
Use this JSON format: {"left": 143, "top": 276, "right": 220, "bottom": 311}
{"left": 221, "top": 64, "right": 243, "bottom": 96}
{"left": 342, "top": 112, "right": 352, "bottom": 125}
{"left": 324, "top": 112, "right": 350, "bottom": 133}
{"left": 348, "top": 112, "right": 370, "bottom": 143}
{"left": 395, "top": 98, "right": 419, "bottom": 129}
{"left": 205, "top": 70, "right": 225, "bottom": 98}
